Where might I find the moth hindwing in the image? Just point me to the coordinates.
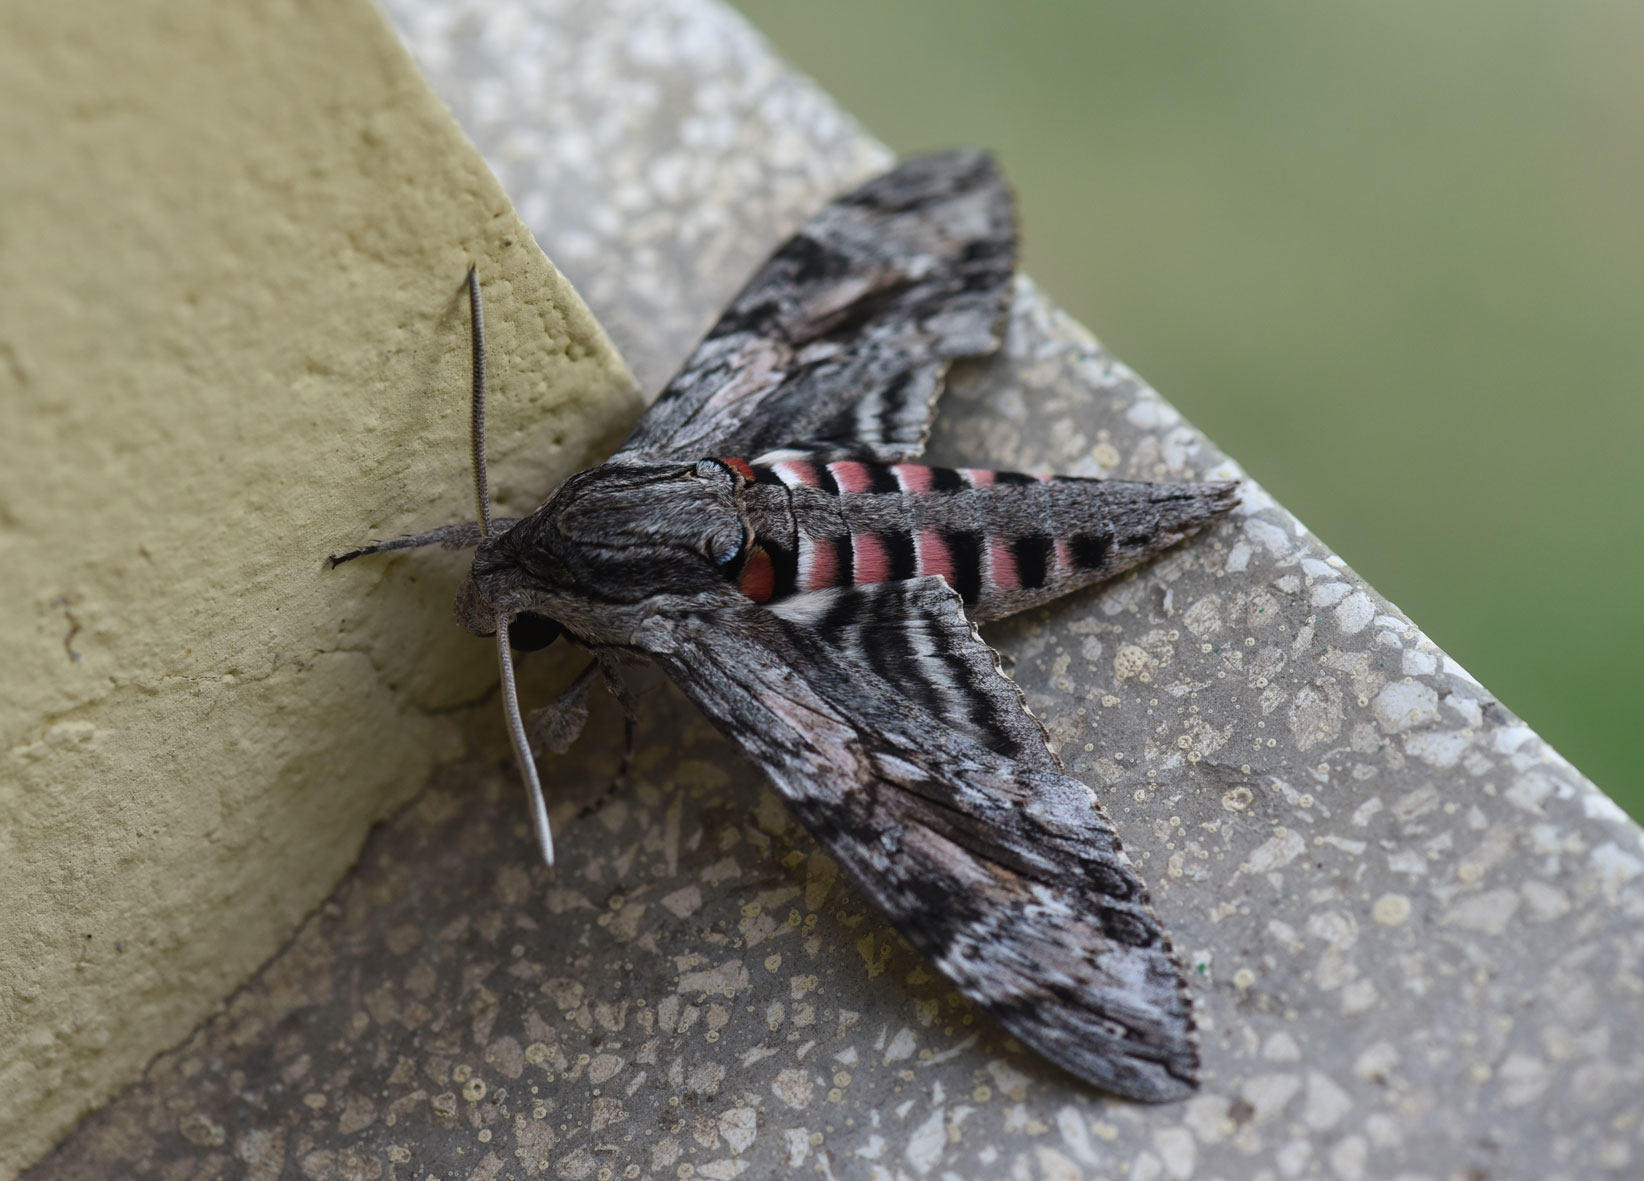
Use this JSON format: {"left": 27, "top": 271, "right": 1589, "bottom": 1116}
{"left": 335, "top": 150, "right": 1238, "bottom": 1101}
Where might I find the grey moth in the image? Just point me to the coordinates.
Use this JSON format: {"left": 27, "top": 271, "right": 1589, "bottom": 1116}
{"left": 336, "top": 152, "right": 1236, "bottom": 1101}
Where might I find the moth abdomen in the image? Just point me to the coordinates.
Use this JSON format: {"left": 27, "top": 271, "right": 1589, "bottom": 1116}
{"left": 729, "top": 454, "right": 1237, "bottom": 620}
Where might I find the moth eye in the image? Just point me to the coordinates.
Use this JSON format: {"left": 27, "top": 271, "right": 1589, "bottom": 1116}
{"left": 508, "top": 612, "right": 563, "bottom": 651}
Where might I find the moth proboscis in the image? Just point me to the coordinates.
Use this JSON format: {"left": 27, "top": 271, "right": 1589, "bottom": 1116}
{"left": 334, "top": 151, "right": 1238, "bottom": 1102}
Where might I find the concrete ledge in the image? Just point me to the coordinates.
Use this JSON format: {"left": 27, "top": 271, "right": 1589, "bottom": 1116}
{"left": 0, "top": 0, "right": 637, "bottom": 1172}
{"left": 18, "top": 0, "right": 1644, "bottom": 1178}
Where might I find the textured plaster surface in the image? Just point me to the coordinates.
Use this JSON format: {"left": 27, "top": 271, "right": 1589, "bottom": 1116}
{"left": 26, "top": 0, "right": 1644, "bottom": 1178}
{"left": 0, "top": 0, "right": 637, "bottom": 1173}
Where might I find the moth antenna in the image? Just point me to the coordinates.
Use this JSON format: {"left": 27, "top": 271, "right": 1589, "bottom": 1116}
{"left": 497, "top": 616, "right": 555, "bottom": 865}
{"left": 467, "top": 265, "right": 493, "bottom": 538}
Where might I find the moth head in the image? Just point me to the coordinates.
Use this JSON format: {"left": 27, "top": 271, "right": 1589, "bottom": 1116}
{"left": 451, "top": 564, "right": 562, "bottom": 649}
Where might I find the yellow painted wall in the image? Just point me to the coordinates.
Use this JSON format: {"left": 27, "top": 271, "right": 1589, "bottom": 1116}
{"left": 0, "top": 0, "right": 640, "bottom": 1170}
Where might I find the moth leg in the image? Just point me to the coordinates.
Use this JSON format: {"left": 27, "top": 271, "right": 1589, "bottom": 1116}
{"left": 528, "top": 660, "right": 601, "bottom": 756}
{"left": 595, "top": 655, "right": 642, "bottom": 723}
{"left": 328, "top": 519, "right": 516, "bottom": 567}
{"left": 603, "top": 659, "right": 641, "bottom": 788}
{"left": 570, "top": 658, "right": 644, "bottom": 820}
{"left": 616, "top": 714, "right": 637, "bottom": 784}
{"left": 522, "top": 653, "right": 643, "bottom": 817}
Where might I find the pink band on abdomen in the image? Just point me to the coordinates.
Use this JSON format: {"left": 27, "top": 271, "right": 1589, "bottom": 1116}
{"left": 916, "top": 529, "right": 953, "bottom": 584}
{"left": 988, "top": 538, "right": 1020, "bottom": 590}
{"left": 828, "top": 461, "right": 874, "bottom": 494}
{"left": 773, "top": 460, "right": 819, "bottom": 488}
{"left": 852, "top": 532, "right": 890, "bottom": 584}
{"left": 893, "top": 464, "right": 933, "bottom": 495}
{"left": 798, "top": 533, "right": 838, "bottom": 590}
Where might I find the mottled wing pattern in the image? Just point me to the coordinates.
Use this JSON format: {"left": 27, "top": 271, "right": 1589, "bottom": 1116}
{"left": 613, "top": 150, "right": 1017, "bottom": 465}
{"left": 770, "top": 580, "right": 1060, "bottom": 772}
{"left": 639, "top": 579, "right": 1198, "bottom": 1102}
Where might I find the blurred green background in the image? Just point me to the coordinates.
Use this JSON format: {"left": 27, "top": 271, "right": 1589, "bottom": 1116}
{"left": 729, "top": 0, "right": 1642, "bottom": 816}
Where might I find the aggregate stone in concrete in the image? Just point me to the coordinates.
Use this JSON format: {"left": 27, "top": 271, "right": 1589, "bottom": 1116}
{"left": 28, "top": 0, "right": 1644, "bottom": 1178}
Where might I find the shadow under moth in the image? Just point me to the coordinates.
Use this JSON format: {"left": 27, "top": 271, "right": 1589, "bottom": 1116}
{"left": 335, "top": 151, "right": 1236, "bottom": 1102}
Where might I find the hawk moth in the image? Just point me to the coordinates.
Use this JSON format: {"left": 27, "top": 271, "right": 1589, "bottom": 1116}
{"left": 335, "top": 151, "right": 1236, "bottom": 1102}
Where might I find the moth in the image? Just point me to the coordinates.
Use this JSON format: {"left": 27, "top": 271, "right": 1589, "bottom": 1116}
{"left": 335, "top": 152, "right": 1235, "bottom": 1102}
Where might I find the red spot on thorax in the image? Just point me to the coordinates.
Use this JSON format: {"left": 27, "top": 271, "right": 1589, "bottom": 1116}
{"left": 738, "top": 546, "right": 775, "bottom": 602}
{"left": 721, "top": 457, "right": 756, "bottom": 482}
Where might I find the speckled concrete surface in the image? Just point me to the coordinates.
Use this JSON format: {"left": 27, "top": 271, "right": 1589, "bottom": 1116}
{"left": 27, "top": 0, "right": 1644, "bottom": 1177}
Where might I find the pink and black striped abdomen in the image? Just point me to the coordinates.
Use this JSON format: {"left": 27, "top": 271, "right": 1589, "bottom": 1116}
{"left": 724, "top": 457, "right": 1238, "bottom": 622}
